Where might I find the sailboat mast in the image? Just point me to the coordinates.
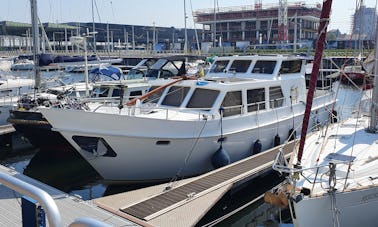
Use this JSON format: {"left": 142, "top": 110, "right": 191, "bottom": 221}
{"left": 297, "top": 0, "right": 333, "bottom": 164}
{"left": 369, "top": 15, "right": 378, "bottom": 132}
{"left": 184, "top": 0, "right": 188, "bottom": 54}
{"left": 92, "top": 0, "right": 96, "bottom": 53}
{"left": 30, "top": 0, "right": 41, "bottom": 90}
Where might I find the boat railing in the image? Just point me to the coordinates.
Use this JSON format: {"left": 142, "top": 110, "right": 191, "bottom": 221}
{"left": 92, "top": 102, "right": 217, "bottom": 120}
{"left": 0, "top": 171, "right": 112, "bottom": 227}
{"left": 273, "top": 148, "right": 355, "bottom": 190}
{"left": 246, "top": 100, "right": 265, "bottom": 112}
{"left": 92, "top": 100, "right": 271, "bottom": 119}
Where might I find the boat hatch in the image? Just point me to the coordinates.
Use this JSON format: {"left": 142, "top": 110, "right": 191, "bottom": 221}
{"left": 72, "top": 136, "right": 117, "bottom": 157}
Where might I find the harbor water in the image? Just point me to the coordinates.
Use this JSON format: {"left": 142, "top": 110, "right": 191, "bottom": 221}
{"left": 0, "top": 66, "right": 370, "bottom": 226}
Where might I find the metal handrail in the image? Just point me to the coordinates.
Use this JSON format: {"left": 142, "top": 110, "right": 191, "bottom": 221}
{"left": 0, "top": 172, "right": 62, "bottom": 227}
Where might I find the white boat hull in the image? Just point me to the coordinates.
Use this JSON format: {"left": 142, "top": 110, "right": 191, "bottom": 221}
{"left": 293, "top": 186, "right": 378, "bottom": 227}
{"left": 41, "top": 94, "right": 334, "bottom": 183}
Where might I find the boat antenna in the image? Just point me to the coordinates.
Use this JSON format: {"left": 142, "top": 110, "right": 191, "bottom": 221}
{"left": 296, "top": 0, "right": 333, "bottom": 165}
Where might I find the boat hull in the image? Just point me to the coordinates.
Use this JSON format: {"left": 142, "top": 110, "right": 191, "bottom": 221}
{"left": 8, "top": 110, "right": 76, "bottom": 152}
{"left": 40, "top": 94, "right": 334, "bottom": 183}
{"left": 293, "top": 186, "right": 378, "bottom": 227}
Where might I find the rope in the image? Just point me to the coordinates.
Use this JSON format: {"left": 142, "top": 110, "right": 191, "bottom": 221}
{"left": 165, "top": 118, "right": 208, "bottom": 190}
{"left": 329, "top": 190, "right": 341, "bottom": 227}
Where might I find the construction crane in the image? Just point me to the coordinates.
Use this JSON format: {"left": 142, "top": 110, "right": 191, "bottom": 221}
{"left": 278, "top": 0, "right": 288, "bottom": 43}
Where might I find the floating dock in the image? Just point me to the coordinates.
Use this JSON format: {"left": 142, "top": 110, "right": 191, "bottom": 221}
{"left": 0, "top": 140, "right": 295, "bottom": 226}
{"left": 95, "top": 140, "right": 296, "bottom": 226}
{"left": 0, "top": 164, "right": 140, "bottom": 226}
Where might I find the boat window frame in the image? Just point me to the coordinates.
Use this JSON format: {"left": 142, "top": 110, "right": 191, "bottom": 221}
{"left": 209, "top": 60, "right": 229, "bottom": 73}
{"left": 221, "top": 90, "right": 243, "bottom": 117}
{"left": 247, "top": 88, "right": 266, "bottom": 112}
{"left": 269, "top": 86, "right": 284, "bottom": 108}
{"left": 229, "top": 60, "right": 252, "bottom": 73}
{"left": 280, "top": 60, "right": 303, "bottom": 74}
{"left": 186, "top": 88, "right": 220, "bottom": 111}
{"left": 251, "top": 60, "right": 277, "bottom": 74}
{"left": 143, "top": 86, "right": 164, "bottom": 104}
{"left": 161, "top": 85, "right": 191, "bottom": 107}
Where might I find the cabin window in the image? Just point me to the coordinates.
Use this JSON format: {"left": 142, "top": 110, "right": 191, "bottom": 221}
{"left": 269, "top": 86, "right": 284, "bottom": 108}
{"left": 209, "top": 60, "right": 229, "bottom": 73}
{"left": 72, "top": 136, "right": 117, "bottom": 157}
{"left": 247, "top": 88, "right": 265, "bottom": 112}
{"left": 93, "top": 87, "right": 110, "bottom": 97}
{"left": 230, "top": 60, "right": 252, "bottom": 73}
{"left": 161, "top": 86, "right": 190, "bottom": 107}
{"left": 143, "top": 86, "right": 163, "bottom": 103}
{"left": 186, "top": 88, "right": 220, "bottom": 110}
{"left": 161, "top": 61, "right": 181, "bottom": 77}
{"left": 112, "top": 88, "right": 121, "bottom": 97}
{"left": 129, "top": 90, "right": 142, "bottom": 98}
{"left": 252, "top": 60, "right": 276, "bottom": 74}
{"left": 280, "top": 60, "right": 302, "bottom": 74}
{"left": 127, "top": 69, "right": 144, "bottom": 79}
{"left": 221, "top": 91, "right": 242, "bottom": 117}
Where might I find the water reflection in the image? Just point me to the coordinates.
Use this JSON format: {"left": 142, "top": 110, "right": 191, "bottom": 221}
{"left": 23, "top": 149, "right": 102, "bottom": 193}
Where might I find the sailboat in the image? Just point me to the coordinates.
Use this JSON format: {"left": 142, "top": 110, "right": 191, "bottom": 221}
{"left": 269, "top": 0, "right": 378, "bottom": 226}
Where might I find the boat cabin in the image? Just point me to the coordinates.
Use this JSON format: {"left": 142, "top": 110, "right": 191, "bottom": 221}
{"left": 91, "top": 80, "right": 150, "bottom": 101}
{"left": 206, "top": 55, "right": 305, "bottom": 80}
{"left": 145, "top": 55, "right": 307, "bottom": 118}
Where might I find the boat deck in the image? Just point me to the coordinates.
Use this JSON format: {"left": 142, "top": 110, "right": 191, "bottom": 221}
{"left": 95, "top": 140, "right": 296, "bottom": 226}
{"left": 0, "top": 164, "right": 140, "bottom": 226}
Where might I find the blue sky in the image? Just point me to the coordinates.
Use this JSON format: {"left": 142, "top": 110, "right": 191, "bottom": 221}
{"left": 0, "top": 0, "right": 377, "bottom": 34}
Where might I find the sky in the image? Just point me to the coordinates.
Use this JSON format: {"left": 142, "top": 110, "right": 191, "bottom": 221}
{"left": 0, "top": 0, "right": 377, "bottom": 34}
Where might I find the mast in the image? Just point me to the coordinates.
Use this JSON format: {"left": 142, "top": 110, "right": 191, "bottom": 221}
{"left": 297, "top": 0, "right": 333, "bottom": 164}
{"left": 184, "top": 0, "right": 188, "bottom": 54}
{"left": 368, "top": 15, "right": 378, "bottom": 132}
{"left": 92, "top": 0, "right": 96, "bottom": 53}
{"left": 30, "top": 0, "right": 41, "bottom": 90}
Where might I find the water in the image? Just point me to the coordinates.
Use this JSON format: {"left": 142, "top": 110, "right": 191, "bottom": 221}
{"left": 0, "top": 66, "right": 371, "bottom": 226}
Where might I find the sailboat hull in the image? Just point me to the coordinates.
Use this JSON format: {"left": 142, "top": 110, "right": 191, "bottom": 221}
{"left": 293, "top": 186, "right": 378, "bottom": 227}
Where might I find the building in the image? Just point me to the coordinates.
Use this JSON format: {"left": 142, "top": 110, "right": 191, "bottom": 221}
{"left": 352, "top": 5, "right": 377, "bottom": 41}
{"left": 0, "top": 21, "right": 198, "bottom": 52}
{"left": 193, "top": 2, "right": 322, "bottom": 50}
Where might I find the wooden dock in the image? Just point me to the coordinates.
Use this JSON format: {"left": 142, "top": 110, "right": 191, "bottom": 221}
{"left": 95, "top": 140, "right": 296, "bottom": 226}
{"left": 0, "top": 164, "right": 140, "bottom": 226}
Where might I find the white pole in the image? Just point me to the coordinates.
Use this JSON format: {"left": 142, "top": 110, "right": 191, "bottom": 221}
{"left": 92, "top": 0, "right": 96, "bottom": 52}
{"left": 184, "top": 0, "right": 188, "bottom": 54}
{"left": 84, "top": 37, "right": 89, "bottom": 97}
